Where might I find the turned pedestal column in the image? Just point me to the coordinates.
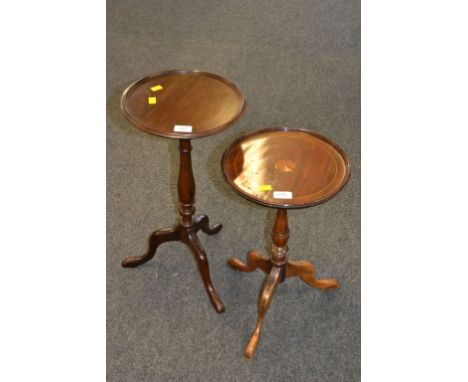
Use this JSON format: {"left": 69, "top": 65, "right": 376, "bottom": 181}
{"left": 122, "top": 139, "right": 225, "bottom": 312}
{"left": 222, "top": 127, "right": 350, "bottom": 358}
{"left": 228, "top": 209, "right": 339, "bottom": 358}
{"left": 119, "top": 70, "right": 245, "bottom": 313}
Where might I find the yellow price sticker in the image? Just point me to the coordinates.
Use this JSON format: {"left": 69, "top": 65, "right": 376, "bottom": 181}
{"left": 150, "top": 84, "right": 163, "bottom": 92}
{"left": 258, "top": 185, "right": 272, "bottom": 191}
{"left": 148, "top": 96, "right": 157, "bottom": 104}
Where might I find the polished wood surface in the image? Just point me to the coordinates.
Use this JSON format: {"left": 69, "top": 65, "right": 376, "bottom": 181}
{"left": 120, "top": 70, "right": 246, "bottom": 313}
{"left": 223, "top": 128, "right": 348, "bottom": 358}
{"left": 222, "top": 127, "right": 350, "bottom": 208}
{"left": 122, "top": 139, "right": 225, "bottom": 313}
{"left": 228, "top": 208, "right": 339, "bottom": 359}
{"left": 121, "top": 70, "right": 246, "bottom": 139}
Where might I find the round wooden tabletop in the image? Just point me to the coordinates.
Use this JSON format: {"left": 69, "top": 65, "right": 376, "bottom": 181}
{"left": 222, "top": 127, "right": 350, "bottom": 209}
{"left": 120, "top": 70, "right": 246, "bottom": 139}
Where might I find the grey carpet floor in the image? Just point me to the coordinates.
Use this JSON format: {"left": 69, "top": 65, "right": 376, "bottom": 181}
{"left": 107, "top": 1, "right": 360, "bottom": 381}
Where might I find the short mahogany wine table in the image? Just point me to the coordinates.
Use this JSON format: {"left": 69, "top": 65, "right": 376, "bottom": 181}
{"left": 120, "top": 70, "right": 246, "bottom": 313}
{"left": 222, "top": 127, "right": 350, "bottom": 358}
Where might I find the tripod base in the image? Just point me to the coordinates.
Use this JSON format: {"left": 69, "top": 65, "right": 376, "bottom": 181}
{"left": 122, "top": 214, "right": 225, "bottom": 313}
{"left": 228, "top": 250, "right": 339, "bottom": 358}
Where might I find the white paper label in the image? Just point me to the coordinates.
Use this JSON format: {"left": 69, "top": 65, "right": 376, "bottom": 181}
{"left": 174, "top": 125, "right": 193, "bottom": 132}
{"left": 273, "top": 191, "right": 293, "bottom": 199}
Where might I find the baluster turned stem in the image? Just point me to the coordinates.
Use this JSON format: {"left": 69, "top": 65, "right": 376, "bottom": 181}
{"left": 178, "top": 139, "right": 196, "bottom": 228}
{"left": 271, "top": 209, "right": 289, "bottom": 268}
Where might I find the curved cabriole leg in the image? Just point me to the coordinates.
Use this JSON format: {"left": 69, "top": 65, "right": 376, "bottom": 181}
{"left": 178, "top": 139, "right": 224, "bottom": 313}
{"left": 184, "top": 231, "right": 225, "bottom": 313}
{"left": 228, "top": 251, "right": 271, "bottom": 274}
{"left": 286, "top": 260, "right": 339, "bottom": 291}
{"left": 244, "top": 266, "right": 281, "bottom": 359}
{"left": 121, "top": 225, "right": 179, "bottom": 268}
{"left": 194, "top": 214, "right": 223, "bottom": 235}
{"left": 121, "top": 139, "right": 225, "bottom": 314}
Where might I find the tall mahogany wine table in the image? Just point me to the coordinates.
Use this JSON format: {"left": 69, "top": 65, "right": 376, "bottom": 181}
{"left": 120, "top": 70, "right": 246, "bottom": 313}
{"left": 222, "top": 127, "right": 350, "bottom": 357}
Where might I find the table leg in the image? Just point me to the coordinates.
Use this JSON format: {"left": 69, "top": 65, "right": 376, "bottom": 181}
{"left": 177, "top": 139, "right": 224, "bottom": 313}
{"left": 194, "top": 214, "right": 223, "bottom": 235}
{"left": 229, "top": 208, "right": 339, "bottom": 357}
{"left": 184, "top": 230, "right": 224, "bottom": 313}
{"left": 121, "top": 139, "right": 224, "bottom": 313}
{"left": 286, "top": 260, "right": 339, "bottom": 290}
{"left": 121, "top": 225, "right": 179, "bottom": 267}
{"left": 227, "top": 250, "right": 271, "bottom": 274}
{"left": 244, "top": 266, "right": 281, "bottom": 359}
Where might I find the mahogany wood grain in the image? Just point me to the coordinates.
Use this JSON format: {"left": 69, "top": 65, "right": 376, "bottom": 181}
{"left": 228, "top": 208, "right": 340, "bottom": 358}
{"left": 245, "top": 266, "right": 281, "bottom": 359}
{"left": 227, "top": 251, "right": 271, "bottom": 274}
{"left": 120, "top": 71, "right": 245, "bottom": 313}
{"left": 223, "top": 128, "right": 349, "bottom": 358}
{"left": 121, "top": 70, "right": 246, "bottom": 139}
{"left": 122, "top": 139, "right": 225, "bottom": 313}
{"left": 222, "top": 127, "right": 350, "bottom": 208}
